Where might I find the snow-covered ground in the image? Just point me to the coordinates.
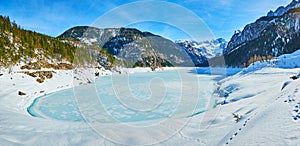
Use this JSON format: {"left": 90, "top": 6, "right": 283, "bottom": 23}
{"left": 0, "top": 66, "right": 111, "bottom": 114}
{"left": 1, "top": 50, "right": 300, "bottom": 145}
{"left": 206, "top": 67, "right": 300, "bottom": 145}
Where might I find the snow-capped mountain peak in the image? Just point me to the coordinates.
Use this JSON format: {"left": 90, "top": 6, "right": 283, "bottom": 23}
{"left": 176, "top": 38, "right": 227, "bottom": 59}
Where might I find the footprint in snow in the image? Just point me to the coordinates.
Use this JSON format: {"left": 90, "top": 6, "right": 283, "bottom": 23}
{"left": 293, "top": 117, "right": 298, "bottom": 121}
{"left": 234, "top": 132, "right": 238, "bottom": 136}
{"left": 292, "top": 100, "right": 300, "bottom": 121}
{"left": 284, "top": 98, "right": 296, "bottom": 103}
{"left": 226, "top": 116, "right": 254, "bottom": 145}
{"left": 243, "top": 123, "right": 247, "bottom": 126}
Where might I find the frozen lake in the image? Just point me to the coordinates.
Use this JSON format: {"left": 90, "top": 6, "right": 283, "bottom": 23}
{"left": 27, "top": 68, "right": 235, "bottom": 123}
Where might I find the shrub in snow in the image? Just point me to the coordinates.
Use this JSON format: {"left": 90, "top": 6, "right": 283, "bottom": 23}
{"left": 290, "top": 75, "right": 298, "bottom": 80}
{"left": 232, "top": 113, "right": 242, "bottom": 123}
{"left": 18, "top": 91, "right": 26, "bottom": 96}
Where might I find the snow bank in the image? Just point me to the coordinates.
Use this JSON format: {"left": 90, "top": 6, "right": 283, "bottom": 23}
{"left": 241, "top": 49, "right": 300, "bottom": 74}
{"left": 202, "top": 51, "right": 300, "bottom": 145}
{"left": 209, "top": 67, "right": 300, "bottom": 145}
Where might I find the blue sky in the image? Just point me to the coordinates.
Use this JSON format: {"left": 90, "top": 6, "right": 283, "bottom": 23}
{"left": 0, "top": 0, "right": 292, "bottom": 41}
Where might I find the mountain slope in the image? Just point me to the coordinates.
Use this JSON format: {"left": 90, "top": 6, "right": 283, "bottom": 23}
{"left": 220, "top": 0, "right": 300, "bottom": 67}
{"left": 59, "top": 26, "right": 194, "bottom": 68}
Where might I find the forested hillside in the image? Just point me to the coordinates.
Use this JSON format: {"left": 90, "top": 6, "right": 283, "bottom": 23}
{"left": 0, "top": 16, "right": 78, "bottom": 67}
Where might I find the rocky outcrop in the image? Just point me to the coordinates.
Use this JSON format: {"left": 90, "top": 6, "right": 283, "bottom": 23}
{"left": 36, "top": 76, "right": 45, "bottom": 83}
{"left": 24, "top": 71, "right": 54, "bottom": 83}
{"left": 21, "top": 62, "right": 72, "bottom": 70}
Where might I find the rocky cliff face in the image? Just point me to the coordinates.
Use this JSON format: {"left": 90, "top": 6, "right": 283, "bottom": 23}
{"left": 221, "top": 0, "right": 300, "bottom": 67}
{"left": 225, "top": 20, "right": 272, "bottom": 54}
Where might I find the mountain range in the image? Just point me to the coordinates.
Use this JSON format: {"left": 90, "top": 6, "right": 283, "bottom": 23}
{"left": 59, "top": 26, "right": 193, "bottom": 69}
{"left": 58, "top": 26, "right": 227, "bottom": 68}
{"left": 176, "top": 38, "right": 226, "bottom": 67}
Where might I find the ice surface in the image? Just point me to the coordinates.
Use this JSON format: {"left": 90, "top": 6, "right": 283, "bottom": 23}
{"left": 27, "top": 69, "right": 215, "bottom": 124}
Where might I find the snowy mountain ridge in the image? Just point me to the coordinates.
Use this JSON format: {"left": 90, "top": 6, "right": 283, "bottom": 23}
{"left": 60, "top": 26, "right": 227, "bottom": 68}
{"left": 175, "top": 38, "right": 226, "bottom": 59}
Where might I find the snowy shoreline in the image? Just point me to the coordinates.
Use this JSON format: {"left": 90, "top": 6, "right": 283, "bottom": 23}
{"left": 0, "top": 66, "right": 184, "bottom": 115}
{"left": 1, "top": 61, "right": 300, "bottom": 145}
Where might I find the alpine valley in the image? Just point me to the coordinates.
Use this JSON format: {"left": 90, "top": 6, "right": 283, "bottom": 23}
{"left": 1, "top": 0, "right": 300, "bottom": 145}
